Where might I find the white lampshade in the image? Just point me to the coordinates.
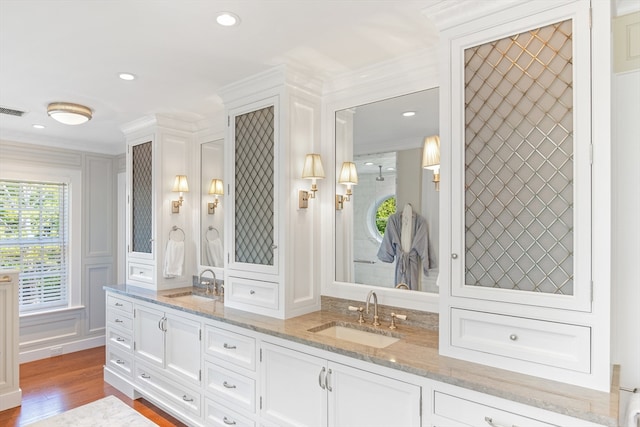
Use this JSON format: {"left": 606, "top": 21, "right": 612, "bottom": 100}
{"left": 172, "top": 175, "right": 189, "bottom": 193}
{"left": 422, "top": 135, "right": 441, "bottom": 170}
{"left": 47, "top": 102, "right": 92, "bottom": 125}
{"left": 301, "top": 154, "right": 325, "bottom": 180}
{"left": 208, "top": 179, "right": 224, "bottom": 196}
{"left": 338, "top": 162, "right": 358, "bottom": 185}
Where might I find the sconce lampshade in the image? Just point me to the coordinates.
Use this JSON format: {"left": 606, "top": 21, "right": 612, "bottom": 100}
{"left": 422, "top": 135, "right": 441, "bottom": 170}
{"left": 301, "top": 153, "right": 325, "bottom": 180}
{"left": 338, "top": 162, "right": 358, "bottom": 185}
{"left": 208, "top": 179, "right": 224, "bottom": 196}
{"left": 47, "top": 102, "right": 92, "bottom": 125}
{"left": 172, "top": 175, "right": 189, "bottom": 193}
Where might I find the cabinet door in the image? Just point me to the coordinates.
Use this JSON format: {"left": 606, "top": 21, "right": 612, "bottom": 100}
{"left": 327, "top": 361, "right": 421, "bottom": 427}
{"left": 128, "top": 140, "right": 154, "bottom": 258}
{"left": 228, "top": 100, "right": 279, "bottom": 276}
{"left": 260, "top": 342, "right": 327, "bottom": 427}
{"left": 134, "top": 304, "right": 165, "bottom": 368}
{"left": 165, "top": 313, "right": 201, "bottom": 384}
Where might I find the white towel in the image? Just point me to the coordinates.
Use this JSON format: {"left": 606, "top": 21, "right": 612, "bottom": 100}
{"left": 401, "top": 203, "right": 413, "bottom": 253}
{"left": 624, "top": 392, "right": 640, "bottom": 427}
{"left": 206, "top": 238, "right": 224, "bottom": 268}
{"left": 163, "top": 239, "right": 184, "bottom": 278}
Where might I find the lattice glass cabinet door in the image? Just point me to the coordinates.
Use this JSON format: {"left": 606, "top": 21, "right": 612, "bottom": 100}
{"left": 231, "top": 104, "right": 278, "bottom": 273}
{"left": 452, "top": 8, "right": 592, "bottom": 310}
{"left": 130, "top": 141, "right": 153, "bottom": 255}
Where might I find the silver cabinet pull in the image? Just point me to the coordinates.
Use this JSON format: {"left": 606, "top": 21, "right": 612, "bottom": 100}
{"left": 326, "top": 368, "right": 333, "bottom": 392}
{"left": 249, "top": 290, "right": 255, "bottom": 295}
{"left": 223, "top": 381, "right": 236, "bottom": 389}
{"left": 223, "top": 417, "right": 237, "bottom": 425}
{"left": 115, "top": 319, "right": 123, "bottom": 323}
{"left": 509, "top": 334, "right": 518, "bottom": 341}
{"left": 223, "top": 343, "right": 237, "bottom": 350}
{"left": 115, "top": 302, "right": 123, "bottom": 307}
{"left": 271, "top": 245, "right": 278, "bottom": 250}
{"left": 484, "top": 416, "right": 514, "bottom": 427}
{"left": 116, "top": 337, "right": 125, "bottom": 342}
{"left": 318, "top": 366, "right": 326, "bottom": 390}
{"left": 116, "top": 359, "right": 125, "bottom": 365}
{"left": 182, "top": 395, "right": 194, "bottom": 402}
{"left": 141, "top": 373, "right": 151, "bottom": 379}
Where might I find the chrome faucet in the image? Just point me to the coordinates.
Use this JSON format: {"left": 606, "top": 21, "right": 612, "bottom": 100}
{"left": 365, "top": 290, "right": 380, "bottom": 326}
{"left": 199, "top": 269, "right": 217, "bottom": 295}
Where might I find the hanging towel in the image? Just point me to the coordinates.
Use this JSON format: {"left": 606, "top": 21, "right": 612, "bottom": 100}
{"left": 624, "top": 392, "right": 640, "bottom": 427}
{"left": 208, "top": 238, "right": 224, "bottom": 268}
{"left": 163, "top": 239, "right": 184, "bottom": 278}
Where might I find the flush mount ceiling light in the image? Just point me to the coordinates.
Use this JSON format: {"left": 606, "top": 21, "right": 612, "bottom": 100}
{"left": 47, "top": 102, "right": 92, "bottom": 125}
{"left": 216, "top": 12, "right": 240, "bottom": 26}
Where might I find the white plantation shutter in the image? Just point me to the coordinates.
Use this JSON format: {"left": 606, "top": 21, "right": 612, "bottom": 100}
{"left": 0, "top": 180, "right": 69, "bottom": 312}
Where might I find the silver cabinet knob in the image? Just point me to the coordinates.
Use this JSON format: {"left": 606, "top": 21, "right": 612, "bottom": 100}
{"left": 509, "top": 334, "right": 518, "bottom": 341}
{"left": 451, "top": 253, "right": 458, "bottom": 259}
{"left": 250, "top": 290, "right": 255, "bottom": 295}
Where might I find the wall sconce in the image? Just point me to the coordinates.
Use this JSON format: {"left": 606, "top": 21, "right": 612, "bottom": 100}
{"left": 422, "top": 135, "right": 441, "bottom": 191}
{"left": 336, "top": 161, "right": 358, "bottom": 210}
{"left": 171, "top": 175, "right": 189, "bottom": 213}
{"left": 299, "top": 153, "right": 325, "bottom": 208}
{"left": 208, "top": 178, "right": 224, "bottom": 214}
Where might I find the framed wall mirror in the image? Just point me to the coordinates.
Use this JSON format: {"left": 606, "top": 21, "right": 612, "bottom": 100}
{"left": 335, "top": 88, "right": 440, "bottom": 296}
{"left": 200, "top": 139, "right": 225, "bottom": 269}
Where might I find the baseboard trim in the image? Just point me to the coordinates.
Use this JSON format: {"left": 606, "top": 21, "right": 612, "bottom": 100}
{"left": 0, "top": 388, "right": 22, "bottom": 411}
{"left": 19, "top": 335, "right": 105, "bottom": 363}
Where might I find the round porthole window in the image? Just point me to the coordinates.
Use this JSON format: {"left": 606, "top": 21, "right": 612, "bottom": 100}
{"left": 367, "top": 195, "right": 396, "bottom": 241}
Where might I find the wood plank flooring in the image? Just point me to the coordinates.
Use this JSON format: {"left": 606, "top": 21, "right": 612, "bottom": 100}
{"left": 0, "top": 346, "right": 187, "bottom": 426}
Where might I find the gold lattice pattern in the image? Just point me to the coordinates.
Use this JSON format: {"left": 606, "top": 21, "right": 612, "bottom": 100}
{"left": 464, "top": 19, "right": 574, "bottom": 295}
{"left": 235, "top": 106, "right": 275, "bottom": 266}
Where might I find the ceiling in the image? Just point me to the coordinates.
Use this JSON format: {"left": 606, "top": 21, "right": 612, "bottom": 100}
{"left": 0, "top": 0, "right": 441, "bottom": 155}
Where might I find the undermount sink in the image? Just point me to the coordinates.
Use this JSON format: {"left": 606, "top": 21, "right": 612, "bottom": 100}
{"left": 164, "top": 291, "right": 218, "bottom": 304}
{"left": 308, "top": 321, "right": 400, "bottom": 349}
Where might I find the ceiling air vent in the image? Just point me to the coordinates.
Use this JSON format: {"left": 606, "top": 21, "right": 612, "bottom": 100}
{"left": 0, "top": 106, "right": 27, "bottom": 117}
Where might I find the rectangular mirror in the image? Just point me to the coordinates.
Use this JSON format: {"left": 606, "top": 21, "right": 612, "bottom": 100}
{"left": 201, "top": 139, "right": 224, "bottom": 267}
{"left": 335, "top": 88, "right": 440, "bottom": 293}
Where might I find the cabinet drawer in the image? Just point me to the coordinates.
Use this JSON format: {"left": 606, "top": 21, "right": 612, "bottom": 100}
{"left": 106, "top": 310, "right": 133, "bottom": 332}
{"left": 205, "top": 398, "right": 255, "bottom": 427}
{"left": 434, "top": 391, "right": 556, "bottom": 427}
{"left": 205, "top": 361, "right": 256, "bottom": 413}
{"left": 107, "top": 327, "right": 133, "bottom": 353}
{"left": 107, "top": 294, "right": 133, "bottom": 314}
{"left": 135, "top": 363, "right": 201, "bottom": 419}
{"left": 128, "top": 261, "right": 153, "bottom": 283}
{"left": 106, "top": 348, "right": 133, "bottom": 378}
{"left": 226, "top": 276, "right": 278, "bottom": 310}
{"left": 450, "top": 308, "right": 590, "bottom": 372}
{"left": 205, "top": 325, "right": 256, "bottom": 371}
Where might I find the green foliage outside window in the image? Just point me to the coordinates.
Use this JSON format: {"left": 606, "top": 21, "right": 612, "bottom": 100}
{"left": 375, "top": 197, "right": 396, "bottom": 236}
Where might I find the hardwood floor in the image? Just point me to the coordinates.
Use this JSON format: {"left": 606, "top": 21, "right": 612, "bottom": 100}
{"left": 0, "top": 346, "right": 187, "bottom": 426}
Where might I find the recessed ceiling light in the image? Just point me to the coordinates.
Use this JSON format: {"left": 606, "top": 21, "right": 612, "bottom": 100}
{"left": 32, "top": 124, "right": 45, "bottom": 129}
{"left": 386, "top": 167, "right": 395, "bottom": 171}
{"left": 402, "top": 111, "right": 416, "bottom": 117}
{"left": 119, "top": 72, "right": 136, "bottom": 81}
{"left": 364, "top": 162, "right": 374, "bottom": 166}
{"left": 216, "top": 12, "right": 240, "bottom": 26}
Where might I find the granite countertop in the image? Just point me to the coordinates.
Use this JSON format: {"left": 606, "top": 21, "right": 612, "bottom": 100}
{"left": 104, "top": 284, "right": 619, "bottom": 427}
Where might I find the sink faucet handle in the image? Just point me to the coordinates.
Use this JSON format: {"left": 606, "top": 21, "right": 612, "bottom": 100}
{"left": 389, "top": 313, "right": 407, "bottom": 330}
{"left": 348, "top": 306, "right": 366, "bottom": 324}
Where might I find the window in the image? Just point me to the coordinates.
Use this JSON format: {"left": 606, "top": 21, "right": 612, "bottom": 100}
{"left": 0, "top": 180, "right": 69, "bottom": 312}
{"left": 374, "top": 196, "right": 396, "bottom": 237}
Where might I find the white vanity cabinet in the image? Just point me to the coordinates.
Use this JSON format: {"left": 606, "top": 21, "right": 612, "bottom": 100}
{"left": 437, "top": 0, "right": 611, "bottom": 391}
{"left": 105, "top": 294, "right": 135, "bottom": 381}
{"left": 123, "top": 116, "right": 194, "bottom": 291}
{"left": 260, "top": 341, "right": 421, "bottom": 427}
{"left": 0, "top": 270, "right": 21, "bottom": 411}
{"left": 219, "top": 68, "right": 323, "bottom": 319}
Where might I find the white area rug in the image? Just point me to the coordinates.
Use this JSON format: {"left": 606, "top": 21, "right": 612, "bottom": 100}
{"left": 25, "top": 395, "right": 158, "bottom": 426}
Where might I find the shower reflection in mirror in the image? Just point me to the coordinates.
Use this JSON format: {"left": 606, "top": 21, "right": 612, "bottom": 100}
{"left": 335, "top": 88, "right": 439, "bottom": 293}
{"left": 201, "top": 140, "right": 224, "bottom": 268}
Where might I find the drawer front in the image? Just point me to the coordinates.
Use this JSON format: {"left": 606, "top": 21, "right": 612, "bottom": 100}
{"left": 107, "top": 294, "right": 133, "bottom": 314}
{"left": 135, "top": 363, "right": 201, "bottom": 419}
{"left": 106, "top": 310, "right": 133, "bottom": 332}
{"left": 128, "top": 261, "right": 153, "bottom": 283}
{"left": 106, "top": 348, "right": 134, "bottom": 378}
{"left": 107, "top": 327, "right": 133, "bottom": 353}
{"left": 434, "top": 391, "right": 556, "bottom": 427}
{"left": 205, "top": 361, "right": 255, "bottom": 413}
{"left": 205, "top": 398, "right": 255, "bottom": 427}
{"left": 450, "top": 308, "right": 590, "bottom": 372}
{"left": 226, "top": 276, "right": 278, "bottom": 310}
{"left": 205, "top": 325, "right": 256, "bottom": 371}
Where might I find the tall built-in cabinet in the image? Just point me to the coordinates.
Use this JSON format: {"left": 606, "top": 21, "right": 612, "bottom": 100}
{"left": 437, "top": 0, "right": 611, "bottom": 391}
{"left": 123, "top": 116, "right": 194, "bottom": 290}
{"left": 0, "top": 270, "right": 21, "bottom": 410}
{"left": 219, "top": 67, "right": 322, "bottom": 319}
